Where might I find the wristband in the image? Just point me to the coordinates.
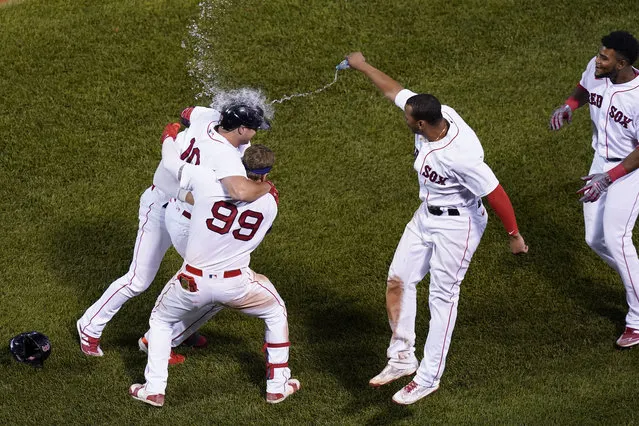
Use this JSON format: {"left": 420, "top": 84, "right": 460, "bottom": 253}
{"left": 565, "top": 97, "right": 579, "bottom": 111}
{"left": 607, "top": 163, "right": 628, "bottom": 182}
{"left": 177, "top": 188, "right": 190, "bottom": 202}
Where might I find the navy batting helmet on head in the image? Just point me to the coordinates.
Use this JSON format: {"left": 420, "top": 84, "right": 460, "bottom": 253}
{"left": 10, "top": 331, "right": 51, "bottom": 368}
{"left": 220, "top": 104, "right": 270, "bottom": 131}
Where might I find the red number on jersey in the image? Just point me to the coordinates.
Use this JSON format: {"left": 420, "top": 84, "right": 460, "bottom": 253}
{"left": 180, "top": 138, "right": 201, "bottom": 165}
{"left": 206, "top": 201, "right": 238, "bottom": 234}
{"left": 206, "top": 201, "right": 264, "bottom": 241}
{"left": 233, "top": 210, "right": 264, "bottom": 241}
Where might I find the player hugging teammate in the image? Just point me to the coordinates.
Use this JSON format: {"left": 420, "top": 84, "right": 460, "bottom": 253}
{"left": 75, "top": 31, "right": 639, "bottom": 409}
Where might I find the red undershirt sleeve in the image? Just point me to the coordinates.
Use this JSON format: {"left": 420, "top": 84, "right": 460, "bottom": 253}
{"left": 486, "top": 184, "right": 519, "bottom": 236}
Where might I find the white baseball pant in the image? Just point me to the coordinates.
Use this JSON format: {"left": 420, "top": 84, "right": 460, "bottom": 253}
{"left": 164, "top": 199, "right": 191, "bottom": 259}
{"left": 584, "top": 153, "right": 639, "bottom": 328}
{"left": 143, "top": 266, "right": 290, "bottom": 396}
{"left": 160, "top": 198, "right": 223, "bottom": 346}
{"left": 385, "top": 201, "right": 487, "bottom": 388}
{"left": 78, "top": 186, "right": 173, "bottom": 339}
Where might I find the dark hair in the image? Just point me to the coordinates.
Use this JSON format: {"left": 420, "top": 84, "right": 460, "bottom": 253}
{"left": 405, "top": 94, "right": 443, "bottom": 125}
{"left": 602, "top": 31, "right": 639, "bottom": 65}
{"left": 243, "top": 144, "right": 275, "bottom": 180}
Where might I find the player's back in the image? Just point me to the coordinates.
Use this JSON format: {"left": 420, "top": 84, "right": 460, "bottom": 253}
{"left": 182, "top": 166, "right": 277, "bottom": 271}
{"left": 153, "top": 107, "right": 222, "bottom": 194}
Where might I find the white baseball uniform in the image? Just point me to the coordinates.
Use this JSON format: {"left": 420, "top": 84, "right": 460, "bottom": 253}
{"left": 161, "top": 106, "right": 247, "bottom": 258}
{"left": 142, "top": 164, "right": 288, "bottom": 397}
{"left": 152, "top": 114, "right": 251, "bottom": 346}
{"left": 578, "top": 57, "right": 639, "bottom": 328}
{"left": 77, "top": 107, "right": 248, "bottom": 346}
{"left": 385, "top": 89, "right": 499, "bottom": 388}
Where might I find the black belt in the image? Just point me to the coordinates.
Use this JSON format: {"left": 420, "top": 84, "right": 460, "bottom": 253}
{"left": 428, "top": 200, "right": 482, "bottom": 216}
{"left": 607, "top": 157, "right": 623, "bottom": 162}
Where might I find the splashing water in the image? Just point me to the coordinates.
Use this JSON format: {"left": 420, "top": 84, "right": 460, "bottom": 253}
{"left": 270, "top": 69, "right": 341, "bottom": 105}
{"left": 184, "top": 0, "right": 345, "bottom": 115}
{"left": 211, "top": 87, "right": 275, "bottom": 120}
{"left": 183, "top": 0, "right": 229, "bottom": 101}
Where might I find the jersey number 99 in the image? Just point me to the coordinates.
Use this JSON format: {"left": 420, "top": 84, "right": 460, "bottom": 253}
{"left": 206, "top": 201, "right": 264, "bottom": 241}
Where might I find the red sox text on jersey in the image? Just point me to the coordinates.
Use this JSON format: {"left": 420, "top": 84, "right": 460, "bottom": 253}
{"left": 420, "top": 164, "right": 448, "bottom": 185}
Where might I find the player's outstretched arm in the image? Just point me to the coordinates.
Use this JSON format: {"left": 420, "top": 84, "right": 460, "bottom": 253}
{"left": 345, "top": 52, "right": 404, "bottom": 102}
{"left": 160, "top": 122, "right": 185, "bottom": 176}
{"left": 220, "top": 175, "right": 271, "bottom": 202}
{"left": 161, "top": 134, "right": 185, "bottom": 178}
{"left": 485, "top": 184, "right": 528, "bottom": 254}
{"left": 549, "top": 85, "right": 590, "bottom": 130}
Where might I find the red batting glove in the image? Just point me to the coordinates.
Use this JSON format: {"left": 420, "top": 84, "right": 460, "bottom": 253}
{"left": 181, "top": 107, "right": 195, "bottom": 127}
{"left": 266, "top": 181, "right": 279, "bottom": 205}
{"left": 161, "top": 122, "right": 181, "bottom": 144}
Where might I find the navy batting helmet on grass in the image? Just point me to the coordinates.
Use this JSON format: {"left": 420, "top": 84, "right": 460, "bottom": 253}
{"left": 10, "top": 331, "right": 51, "bottom": 368}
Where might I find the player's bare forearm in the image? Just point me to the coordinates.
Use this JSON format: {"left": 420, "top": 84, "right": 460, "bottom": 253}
{"left": 568, "top": 85, "right": 590, "bottom": 109}
{"left": 346, "top": 52, "right": 403, "bottom": 102}
{"left": 621, "top": 147, "right": 639, "bottom": 174}
{"left": 221, "top": 175, "right": 270, "bottom": 202}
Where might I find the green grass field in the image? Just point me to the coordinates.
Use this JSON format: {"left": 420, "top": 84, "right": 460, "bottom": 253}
{"left": 2, "top": 0, "right": 639, "bottom": 424}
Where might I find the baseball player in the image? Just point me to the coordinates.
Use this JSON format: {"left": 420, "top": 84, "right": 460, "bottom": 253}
{"left": 163, "top": 106, "right": 252, "bottom": 258}
{"left": 138, "top": 104, "right": 263, "bottom": 352}
{"left": 550, "top": 31, "right": 639, "bottom": 348}
{"left": 76, "top": 103, "right": 272, "bottom": 361}
{"left": 129, "top": 140, "right": 298, "bottom": 407}
{"left": 343, "top": 52, "right": 528, "bottom": 405}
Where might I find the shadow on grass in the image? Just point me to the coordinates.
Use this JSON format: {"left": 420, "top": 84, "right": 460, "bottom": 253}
{"left": 257, "top": 248, "right": 420, "bottom": 419}
{"left": 47, "top": 216, "right": 428, "bottom": 419}
{"left": 49, "top": 217, "right": 139, "bottom": 309}
{"left": 1, "top": 346, "right": 15, "bottom": 367}
{"left": 517, "top": 179, "right": 626, "bottom": 332}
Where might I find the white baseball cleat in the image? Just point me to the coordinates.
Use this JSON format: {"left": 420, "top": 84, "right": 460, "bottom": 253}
{"left": 129, "top": 383, "right": 165, "bottom": 407}
{"left": 76, "top": 320, "right": 103, "bottom": 357}
{"left": 369, "top": 362, "right": 418, "bottom": 387}
{"left": 616, "top": 327, "right": 639, "bottom": 348}
{"left": 392, "top": 380, "right": 439, "bottom": 405}
{"left": 266, "top": 379, "right": 301, "bottom": 404}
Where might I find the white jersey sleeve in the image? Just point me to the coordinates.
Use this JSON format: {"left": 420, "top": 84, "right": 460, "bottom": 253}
{"left": 153, "top": 132, "right": 192, "bottom": 197}
{"left": 189, "top": 107, "right": 221, "bottom": 126}
{"left": 213, "top": 147, "right": 247, "bottom": 180}
{"left": 394, "top": 89, "right": 418, "bottom": 111}
{"left": 160, "top": 136, "right": 186, "bottom": 179}
{"left": 179, "top": 163, "right": 228, "bottom": 200}
{"left": 451, "top": 158, "right": 499, "bottom": 198}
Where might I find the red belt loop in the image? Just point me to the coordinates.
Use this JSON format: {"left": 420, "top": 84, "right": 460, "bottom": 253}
{"left": 185, "top": 264, "right": 241, "bottom": 279}
{"left": 223, "top": 269, "right": 242, "bottom": 278}
{"left": 182, "top": 210, "right": 191, "bottom": 219}
{"left": 185, "top": 264, "right": 203, "bottom": 277}
{"left": 151, "top": 184, "right": 155, "bottom": 191}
